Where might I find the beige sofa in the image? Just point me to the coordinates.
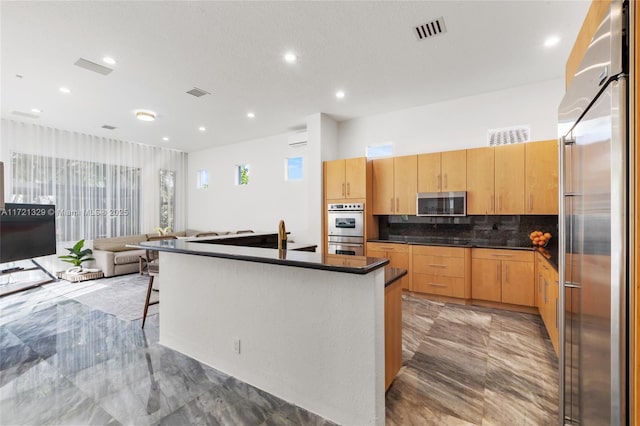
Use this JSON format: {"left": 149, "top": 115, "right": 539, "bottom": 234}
{"left": 93, "top": 231, "right": 188, "bottom": 277}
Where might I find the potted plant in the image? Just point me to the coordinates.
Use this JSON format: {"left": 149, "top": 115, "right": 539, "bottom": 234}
{"left": 59, "top": 239, "right": 95, "bottom": 274}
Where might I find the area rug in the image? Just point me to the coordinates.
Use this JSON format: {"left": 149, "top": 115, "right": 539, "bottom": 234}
{"left": 48, "top": 273, "right": 159, "bottom": 321}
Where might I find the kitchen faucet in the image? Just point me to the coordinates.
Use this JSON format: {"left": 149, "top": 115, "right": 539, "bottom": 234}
{"left": 278, "top": 220, "right": 287, "bottom": 250}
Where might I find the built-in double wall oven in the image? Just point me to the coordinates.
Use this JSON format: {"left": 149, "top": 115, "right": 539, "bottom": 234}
{"left": 327, "top": 203, "right": 364, "bottom": 256}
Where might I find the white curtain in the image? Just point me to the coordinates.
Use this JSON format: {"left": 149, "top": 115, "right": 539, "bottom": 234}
{"left": 0, "top": 119, "right": 188, "bottom": 241}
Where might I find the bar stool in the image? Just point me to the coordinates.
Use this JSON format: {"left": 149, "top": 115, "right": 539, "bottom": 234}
{"left": 142, "top": 235, "right": 177, "bottom": 328}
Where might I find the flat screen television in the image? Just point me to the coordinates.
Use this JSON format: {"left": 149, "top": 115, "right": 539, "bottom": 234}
{"left": 1, "top": 203, "right": 57, "bottom": 264}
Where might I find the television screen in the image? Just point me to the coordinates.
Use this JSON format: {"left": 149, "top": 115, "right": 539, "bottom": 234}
{"left": 0, "top": 203, "right": 57, "bottom": 263}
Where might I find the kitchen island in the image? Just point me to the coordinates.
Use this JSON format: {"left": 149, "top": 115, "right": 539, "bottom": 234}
{"left": 137, "top": 239, "right": 389, "bottom": 426}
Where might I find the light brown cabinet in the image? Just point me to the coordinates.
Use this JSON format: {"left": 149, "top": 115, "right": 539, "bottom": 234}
{"left": 494, "top": 144, "right": 525, "bottom": 214}
{"left": 536, "top": 254, "right": 559, "bottom": 355}
{"left": 367, "top": 242, "right": 409, "bottom": 290}
{"left": 471, "top": 249, "right": 534, "bottom": 307}
{"left": 525, "top": 140, "right": 558, "bottom": 214}
{"left": 324, "top": 157, "right": 366, "bottom": 200}
{"left": 411, "top": 245, "right": 470, "bottom": 298}
{"left": 385, "top": 277, "right": 402, "bottom": 390}
{"left": 417, "top": 150, "right": 467, "bottom": 193}
{"left": 466, "top": 147, "right": 495, "bottom": 215}
{"left": 372, "top": 155, "right": 417, "bottom": 215}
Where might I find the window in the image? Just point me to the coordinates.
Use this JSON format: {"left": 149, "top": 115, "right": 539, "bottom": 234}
{"left": 196, "top": 169, "right": 209, "bottom": 189}
{"left": 285, "top": 157, "right": 303, "bottom": 181}
{"left": 366, "top": 143, "right": 393, "bottom": 158}
{"left": 160, "top": 170, "right": 176, "bottom": 230}
{"left": 236, "top": 164, "right": 250, "bottom": 185}
{"left": 10, "top": 152, "right": 141, "bottom": 241}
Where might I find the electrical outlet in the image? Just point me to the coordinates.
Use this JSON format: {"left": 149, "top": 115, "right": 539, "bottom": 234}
{"left": 233, "top": 338, "right": 241, "bottom": 354}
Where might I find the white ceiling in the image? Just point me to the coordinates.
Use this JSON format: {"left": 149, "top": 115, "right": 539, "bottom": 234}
{"left": 1, "top": 1, "right": 590, "bottom": 153}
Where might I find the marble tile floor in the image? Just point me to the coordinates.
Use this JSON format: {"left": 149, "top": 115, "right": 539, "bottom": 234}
{"left": 387, "top": 294, "right": 559, "bottom": 425}
{"left": 0, "top": 284, "right": 558, "bottom": 425}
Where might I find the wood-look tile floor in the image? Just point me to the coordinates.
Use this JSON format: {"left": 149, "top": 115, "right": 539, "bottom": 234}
{"left": 387, "top": 293, "right": 559, "bottom": 425}
{"left": 0, "top": 283, "right": 558, "bottom": 425}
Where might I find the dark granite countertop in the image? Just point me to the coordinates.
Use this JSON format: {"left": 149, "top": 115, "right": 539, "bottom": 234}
{"left": 384, "top": 267, "right": 407, "bottom": 287}
{"left": 368, "top": 237, "right": 559, "bottom": 269}
{"left": 133, "top": 239, "right": 388, "bottom": 275}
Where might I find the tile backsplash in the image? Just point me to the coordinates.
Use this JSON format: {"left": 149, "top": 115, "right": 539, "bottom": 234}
{"left": 378, "top": 215, "right": 558, "bottom": 248}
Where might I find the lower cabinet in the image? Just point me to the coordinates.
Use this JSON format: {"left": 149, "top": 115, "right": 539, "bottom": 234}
{"left": 411, "top": 245, "right": 470, "bottom": 298}
{"left": 367, "top": 242, "right": 409, "bottom": 290}
{"left": 471, "top": 249, "right": 535, "bottom": 307}
{"left": 536, "top": 254, "right": 559, "bottom": 355}
{"left": 384, "top": 278, "right": 403, "bottom": 390}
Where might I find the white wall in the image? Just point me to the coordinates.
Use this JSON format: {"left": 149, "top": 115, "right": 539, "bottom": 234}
{"left": 188, "top": 130, "right": 313, "bottom": 245}
{"left": 337, "top": 78, "right": 564, "bottom": 158}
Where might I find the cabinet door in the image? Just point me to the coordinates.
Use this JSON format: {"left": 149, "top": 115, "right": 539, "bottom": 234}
{"left": 325, "top": 160, "right": 345, "bottom": 200}
{"left": 471, "top": 258, "right": 501, "bottom": 302}
{"left": 394, "top": 155, "right": 417, "bottom": 215}
{"left": 388, "top": 251, "right": 409, "bottom": 290}
{"left": 466, "top": 147, "right": 495, "bottom": 214}
{"left": 417, "top": 153, "right": 441, "bottom": 192}
{"left": 525, "top": 140, "right": 558, "bottom": 214}
{"left": 548, "top": 277, "right": 559, "bottom": 355}
{"left": 372, "top": 158, "right": 395, "bottom": 214}
{"left": 345, "top": 157, "right": 367, "bottom": 199}
{"left": 441, "top": 150, "right": 467, "bottom": 191}
{"left": 366, "top": 247, "right": 387, "bottom": 260}
{"left": 501, "top": 260, "right": 535, "bottom": 307}
{"left": 494, "top": 144, "right": 525, "bottom": 214}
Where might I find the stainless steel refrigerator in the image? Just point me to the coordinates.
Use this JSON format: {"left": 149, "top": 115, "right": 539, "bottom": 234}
{"left": 558, "top": 1, "right": 630, "bottom": 424}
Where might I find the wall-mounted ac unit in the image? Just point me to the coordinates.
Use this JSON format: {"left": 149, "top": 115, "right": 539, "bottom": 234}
{"left": 288, "top": 131, "right": 308, "bottom": 147}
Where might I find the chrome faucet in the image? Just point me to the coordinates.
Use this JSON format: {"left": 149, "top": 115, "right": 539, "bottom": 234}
{"left": 278, "top": 220, "right": 287, "bottom": 250}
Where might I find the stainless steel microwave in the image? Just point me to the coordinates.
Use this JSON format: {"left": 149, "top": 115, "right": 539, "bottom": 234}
{"left": 416, "top": 192, "right": 466, "bottom": 216}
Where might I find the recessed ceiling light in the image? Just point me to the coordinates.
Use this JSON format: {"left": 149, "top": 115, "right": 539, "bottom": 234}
{"left": 247, "top": 112, "right": 255, "bottom": 119}
{"left": 284, "top": 52, "right": 297, "bottom": 64}
{"left": 31, "top": 108, "right": 41, "bottom": 113}
{"left": 162, "top": 137, "right": 169, "bottom": 141}
{"left": 59, "top": 87, "right": 71, "bottom": 94}
{"left": 544, "top": 35, "right": 560, "bottom": 48}
{"left": 198, "top": 126, "right": 206, "bottom": 132}
{"left": 335, "top": 90, "right": 346, "bottom": 99}
{"left": 135, "top": 111, "right": 156, "bottom": 122}
{"left": 103, "top": 56, "right": 116, "bottom": 65}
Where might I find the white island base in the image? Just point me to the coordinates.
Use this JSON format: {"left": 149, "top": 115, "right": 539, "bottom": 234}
{"left": 159, "top": 251, "right": 385, "bottom": 425}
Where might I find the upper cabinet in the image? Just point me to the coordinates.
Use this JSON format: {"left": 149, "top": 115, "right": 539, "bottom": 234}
{"left": 372, "top": 155, "right": 417, "bottom": 215}
{"left": 324, "top": 157, "right": 367, "bottom": 200}
{"left": 525, "top": 140, "right": 558, "bottom": 214}
{"left": 417, "top": 150, "right": 467, "bottom": 193}
{"left": 466, "top": 147, "right": 495, "bottom": 215}
{"left": 494, "top": 144, "right": 525, "bottom": 214}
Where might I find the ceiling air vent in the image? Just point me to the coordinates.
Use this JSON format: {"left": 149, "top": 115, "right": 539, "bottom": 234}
{"left": 11, "top": 110, "right": 39, "bottom": 119}
{"left": 487, "top": 125, "right": 531, "bottom": 146}
{"left": 74, "top": 58, "right": 113, "bottom": 76}
{"left": 415, "top": 17, "right": 446, "bottom": 41}
{"left": 186, "top": 87, "right": 210, "bottom": 98}
{"left": 102, "top": 124, "right": 117, "bottom": 130}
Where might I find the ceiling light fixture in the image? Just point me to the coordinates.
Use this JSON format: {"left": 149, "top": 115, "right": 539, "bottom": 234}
{"left": 59, "top": 87, "right": 71, "bottom": 94}
{"left": 103, "top": 56, "right": 116, "bottom": 65}
{"left": 31, "top": 108, "right": 41, "bottom": 113}
{"left": 162, "top": 137, "right": 169, "bottom": 141}
{"left": 135, "top": 111, "right": 156, "bottom": 122}
{"left": 198, "top": 126, "right": 206, "bottom": 132}
{"left": 544, "top": 35, "right": 560, "bottom": 48}
{"left": 335, "top": 90, "right": 346, "bottom": 99}
{"left": 284, "top": 52, "right": 297, "bottom": 64}
{"left": 247, "top": 112, "right": 255, "bottom": 119}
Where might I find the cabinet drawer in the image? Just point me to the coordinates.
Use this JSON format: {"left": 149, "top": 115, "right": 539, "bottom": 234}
{"left": 412, "top": 274, "right": 465, "bottom": 298}
{"left": 472, "top": 248, "right": 533, "bottom": 263}
{"left": 412, "top": 255, "right": 465, "bottom": 277}
{"left": 411, "top": 245, "right": 465, "bottom": 258}
{"left": 367, "top": 243, "right": 408, "bottom": 253}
